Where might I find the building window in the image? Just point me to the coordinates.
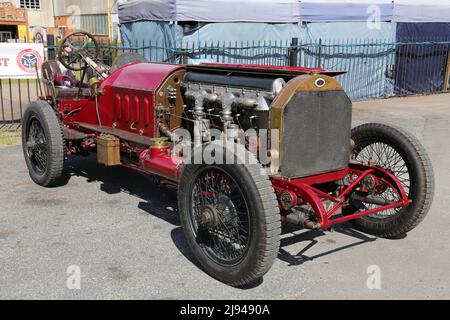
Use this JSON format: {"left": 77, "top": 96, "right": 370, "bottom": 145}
{"left": 20, "top": 0, "right": 41, "bottom": 10}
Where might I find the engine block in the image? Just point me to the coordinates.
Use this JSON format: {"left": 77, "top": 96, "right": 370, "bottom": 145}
{"left": 182, "top": 74, "right": 287, "bottom": 140}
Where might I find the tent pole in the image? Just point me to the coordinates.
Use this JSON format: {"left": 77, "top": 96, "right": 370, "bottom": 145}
{"left": 107, "top": 0, "right": 112, "bottom": 40}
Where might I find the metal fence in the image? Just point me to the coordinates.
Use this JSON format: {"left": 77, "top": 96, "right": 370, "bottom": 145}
{"left": 0, "top": 78, "right": 42, "bottom": 130}
{"left": 1, "top": 38, "right": 450, "bottom": 129}
{"left": 102, "top": 38, "right": 449, "bottom": 101}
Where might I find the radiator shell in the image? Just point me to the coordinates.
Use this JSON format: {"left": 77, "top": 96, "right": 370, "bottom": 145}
{"left": 279, "top": 90, "right": 352, "bottom": 178}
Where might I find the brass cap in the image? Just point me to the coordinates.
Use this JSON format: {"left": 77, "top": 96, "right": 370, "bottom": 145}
{"left": 150, "top": 137, "right": 169, "bottom": 148}
{"left": 89, "top": 77, "right": 101, "bottom": 91}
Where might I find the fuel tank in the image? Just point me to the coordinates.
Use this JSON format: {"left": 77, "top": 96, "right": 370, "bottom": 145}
{"left": 101, "top": 62, "right": 184, "bottom": 92}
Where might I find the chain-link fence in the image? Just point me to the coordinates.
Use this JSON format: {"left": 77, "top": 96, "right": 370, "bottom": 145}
{"left": 1, "top": 38, "right": 450, "bottom": 129}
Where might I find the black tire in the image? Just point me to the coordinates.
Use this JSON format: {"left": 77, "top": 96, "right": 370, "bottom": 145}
{"left": 345, "top": 123, "right": 434, "bottom": 238}
{"left": 178, "top": 144, "right": 281, "bottom": 287}
{"left": 22, "top": 101, "right": 64, "bottom": 187}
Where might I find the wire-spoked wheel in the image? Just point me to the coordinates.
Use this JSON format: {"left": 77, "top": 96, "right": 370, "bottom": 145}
{"left": 354, "top": 141, "right": 411, "bottom": 219}
{"left": 190, "top": 167, "right": 252, "bottom": 266}
{"left": 178, "top": 145, "right": 281, "bottom": 287}
{"left": 22, "top": 101, "right": 64, "bottom": 187}
{"left": 345, "top": 123, "right": 434, "bottom": 238}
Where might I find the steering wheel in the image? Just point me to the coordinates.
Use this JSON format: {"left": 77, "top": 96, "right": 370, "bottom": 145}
{"left": 57, "top": 31, "right": 100, "bottom": 71}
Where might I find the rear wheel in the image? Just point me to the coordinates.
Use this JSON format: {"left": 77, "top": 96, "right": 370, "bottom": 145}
{"left": 345, "top": 123, "right": 434, "bottom": 238}
{"left": 178, "top": 145, "right": 281, "bottom": 287}
{"left": 22, "top": 101, "right": 64, "bottom": 187}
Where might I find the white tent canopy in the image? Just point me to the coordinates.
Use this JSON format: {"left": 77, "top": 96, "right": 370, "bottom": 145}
{"left": 299, "top": 0, "right": 394, "bottom": 22}
{"left": 118, "top": 0, "right": 450, "bottom": 23}
{"left": 394, "top": 0, "right": 450, "bottom": 22}
{"left": 118, "top": 0, "right": 300, "bottom": 23}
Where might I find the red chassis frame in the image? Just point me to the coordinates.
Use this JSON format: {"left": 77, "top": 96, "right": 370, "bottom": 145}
{"left": 272, "top": 163, "right": 410, "bottom": 230}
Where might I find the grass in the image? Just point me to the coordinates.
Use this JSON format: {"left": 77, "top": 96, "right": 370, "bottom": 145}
{"left": 0, "top": 130, "right": 21, "bottom": 147}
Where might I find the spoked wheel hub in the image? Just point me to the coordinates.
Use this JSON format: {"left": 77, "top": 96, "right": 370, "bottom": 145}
{"left": 200, "top": 205, "right": 220, "bottom": 228}
{"left": 200, "top": 195, "right": 239, "bottom": 229}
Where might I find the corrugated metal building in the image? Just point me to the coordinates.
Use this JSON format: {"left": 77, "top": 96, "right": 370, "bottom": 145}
{"left": 54, "top": 0, "right": 118, "bottom": 40}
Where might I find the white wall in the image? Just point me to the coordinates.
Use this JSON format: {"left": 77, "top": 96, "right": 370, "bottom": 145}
{"left": 9, "top": 0, "right": 55, "bottom": 28}
{"left": 53, "top": 0, "right": 116, "bottom": 16}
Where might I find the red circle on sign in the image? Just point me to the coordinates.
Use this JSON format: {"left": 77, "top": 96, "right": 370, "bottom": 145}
{"left": 16, "top": 49, "right": 43, "bottom": 73}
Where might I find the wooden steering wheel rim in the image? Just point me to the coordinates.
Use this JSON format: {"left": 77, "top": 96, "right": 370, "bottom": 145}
{"left": 57, "top": 31, "right": 100, "bottom": 71}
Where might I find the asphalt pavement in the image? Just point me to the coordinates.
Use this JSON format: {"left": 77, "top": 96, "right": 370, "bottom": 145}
{"left": 0, "top": 93, "right": 449, "bottom": 299}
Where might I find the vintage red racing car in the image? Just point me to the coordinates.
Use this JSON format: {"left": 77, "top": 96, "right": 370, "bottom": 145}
{"left": 21, "top": 32, "right": 434, "bottom": 287}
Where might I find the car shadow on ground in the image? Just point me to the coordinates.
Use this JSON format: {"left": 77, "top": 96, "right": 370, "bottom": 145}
{"left": 278, "top": 224, "right": 377, "bottom": 266}
{"left": 63, "top": 155, "right": 378, "bottom": 287}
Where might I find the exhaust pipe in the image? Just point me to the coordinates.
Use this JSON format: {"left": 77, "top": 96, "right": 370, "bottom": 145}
{"left": 282, "top": 210, "right": 321, "bottom": 230}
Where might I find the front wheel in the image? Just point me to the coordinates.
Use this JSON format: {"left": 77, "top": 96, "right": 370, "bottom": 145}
{"left": 178, "top": 145, "right": 281, "bottom": 287}
{"left": 345, "top": 123, "right": 434, "bottom": 238}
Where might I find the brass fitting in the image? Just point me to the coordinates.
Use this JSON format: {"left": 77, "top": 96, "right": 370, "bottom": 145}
{"left": 150, "top": 137, "right": 170, "bottom": 148}
{"left": 89, "top": 77, "right": 101, "bottom": 94}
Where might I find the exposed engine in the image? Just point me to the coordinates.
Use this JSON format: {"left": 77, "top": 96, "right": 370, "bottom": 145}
{"left": 182, "top": 70, "right": 286, "bottom": 136}
{"left": 179, "top": 65, "right": 353, "bottom": 178}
